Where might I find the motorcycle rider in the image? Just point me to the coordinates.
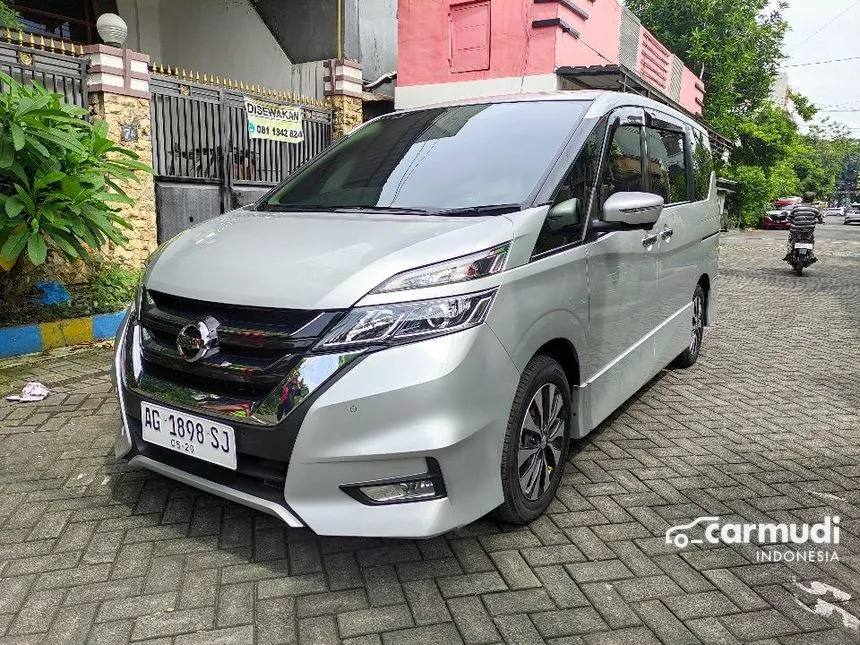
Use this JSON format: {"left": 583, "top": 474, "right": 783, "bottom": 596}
{"left": 783, "top": 191, "right": 819, "bottom": 262}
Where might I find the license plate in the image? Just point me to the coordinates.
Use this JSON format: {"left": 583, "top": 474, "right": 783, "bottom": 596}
{"left": 141, "top": 401, "right": 237, "bottom": 470}
{"left": 795, "top": 243, "right": 813, "bottom": 249}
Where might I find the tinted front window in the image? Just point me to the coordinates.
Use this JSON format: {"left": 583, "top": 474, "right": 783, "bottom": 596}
{"left": 597, "top": 124, "right": 643, "bottom": 210}
{"left": 534, "top": 121, "right": 605, "bottom": 255}
{"left": 266, "top": 101, "right": 587, "bottom": 211}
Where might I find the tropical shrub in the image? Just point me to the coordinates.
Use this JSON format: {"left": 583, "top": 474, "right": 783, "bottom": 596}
{"left": 0, "top": 71, "right": 151, "bottom": 267}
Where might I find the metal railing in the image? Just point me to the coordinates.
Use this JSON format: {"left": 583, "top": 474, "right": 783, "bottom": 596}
{"left": 0, "top": 30, "right": 88, "bottom": 108}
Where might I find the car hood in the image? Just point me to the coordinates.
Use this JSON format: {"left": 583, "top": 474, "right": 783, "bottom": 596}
{"left": 145, "top": 209, "right": 515, "bottom": 309}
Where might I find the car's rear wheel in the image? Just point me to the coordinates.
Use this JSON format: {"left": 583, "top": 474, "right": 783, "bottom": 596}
{"left": 672, "top": 284, "right": 705, "bottom": 369}
{"left": 495, "top": 355, "right": 571, "bottom": 525}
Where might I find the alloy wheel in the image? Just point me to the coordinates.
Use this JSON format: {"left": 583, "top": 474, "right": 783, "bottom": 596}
{"left": 517, "top": 383, "right": 566, "bottom": 501}
{"left": 690, "top": 291, "right": 704, "bottom": 355}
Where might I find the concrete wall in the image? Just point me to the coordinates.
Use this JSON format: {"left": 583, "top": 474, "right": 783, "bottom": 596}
{"left": 254, "top": 0, "right": 339, "bottom": 63}
{"left": 116, "top": 0, "right": 162, "bottom": 63}
{"left": 158, "top": 0, "right": 295, "bottom": 89}
{"left": 356, "top": 0, "right": 398, "bottom": 95}
{"left": 116, "top": 0, "right": 297, "bottom": 90}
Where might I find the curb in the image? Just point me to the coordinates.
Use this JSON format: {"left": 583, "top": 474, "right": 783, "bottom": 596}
{"left": 0, "top": 311, "right": 127, "bottom": 359}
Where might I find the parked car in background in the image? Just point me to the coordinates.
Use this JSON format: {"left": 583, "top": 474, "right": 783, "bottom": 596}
{"left": 845, "top": 210, "right": 860, "bottom": 225}
{"left": 823, "top": 206, "right": 845, "bottom": 217}
{"left": 762, "top": 206, "right": 794, "bottom": 229}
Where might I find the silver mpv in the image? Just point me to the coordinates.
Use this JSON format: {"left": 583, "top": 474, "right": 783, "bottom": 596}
{"left": 113, "top": 91, "right": 719, "bottom": 537}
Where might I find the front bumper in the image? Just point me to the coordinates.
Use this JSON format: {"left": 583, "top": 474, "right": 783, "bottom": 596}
{"left": 115, "top": 321, "right": 519, "bottom": 537}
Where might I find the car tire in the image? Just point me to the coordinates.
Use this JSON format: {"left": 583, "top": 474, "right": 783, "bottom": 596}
{"left": 672, "top": 284, "right": 706, "bottom": 369}
{"left": 495, "top": 355, "right": 571, "bottom": 525}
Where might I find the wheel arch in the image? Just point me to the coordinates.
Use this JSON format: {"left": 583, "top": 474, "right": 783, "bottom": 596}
{"left": 532, "top": 337, "right": 583, "bottom": 438}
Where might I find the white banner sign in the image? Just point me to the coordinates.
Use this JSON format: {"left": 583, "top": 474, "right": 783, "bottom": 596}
{"left": 244, "top": 96, "right": 304, "bottom": 143}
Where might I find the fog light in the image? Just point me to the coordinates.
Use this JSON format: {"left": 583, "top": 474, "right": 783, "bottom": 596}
{"left": 360, "top": 479, "right": 437, "bottom": 503}
{"left": 341, "top": 458, "right": 447, "bottom": 506}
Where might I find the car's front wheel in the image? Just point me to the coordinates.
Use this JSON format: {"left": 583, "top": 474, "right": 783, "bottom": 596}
{"left": 496, "top": 355, "right": 571, "bottom": 525}
{"left": 672, "top": 284, "right": 706, "bottom": 369}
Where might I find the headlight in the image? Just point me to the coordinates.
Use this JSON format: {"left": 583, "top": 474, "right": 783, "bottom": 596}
{"left": 371, "top": 244, "right": 509, "bottom": 293}
{"left": 317, "top": 290, "right": 496, "bottom": 349}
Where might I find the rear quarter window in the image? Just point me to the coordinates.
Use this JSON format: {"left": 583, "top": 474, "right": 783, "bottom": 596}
{"left": 691, "top": 129, "right": 714, "bottom": 202}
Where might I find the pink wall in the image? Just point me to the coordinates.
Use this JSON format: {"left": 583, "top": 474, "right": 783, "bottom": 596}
{"left": 637, "top": 28, "right": 671, "bottom": 96}
{"left": 680, "top": 66, "right": 705, "bottom": 116}
{"left": 398, "top": 0, "right": 558, "bottom": 87}
{"left": 397, "top": 0, "right": 706, "bottom": 116}
{"left": 554, "top": 0, "right": 623, "bottom": 72}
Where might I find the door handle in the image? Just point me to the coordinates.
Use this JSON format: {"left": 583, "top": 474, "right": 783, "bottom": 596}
{"left": 660, "top": 227, "right": 674, "bottom": 241}
{"left": 642, "top": 233, "right": 659, "bottom": 248}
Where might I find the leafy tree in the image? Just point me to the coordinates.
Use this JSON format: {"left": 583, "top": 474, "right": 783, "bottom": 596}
{"left": 0, "top": 1, "right": 19, "bottom": 29}
{"left": 788, "top": 91, "right": 817, "bottom": 122}
{"left": 0, "top": 72, "right": 152, "bottom": 267}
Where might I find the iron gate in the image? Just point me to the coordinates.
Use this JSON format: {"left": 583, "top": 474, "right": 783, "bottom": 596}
{"left": 149, "top": 70, "right": 333, "bottom": 242}
{"left": 0, "top": 31, "right": 88, "bottom": 108}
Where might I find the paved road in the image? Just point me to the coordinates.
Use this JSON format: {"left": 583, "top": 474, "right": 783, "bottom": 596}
{"left": 1, "top": 224, "right": 859, "bottom": 645}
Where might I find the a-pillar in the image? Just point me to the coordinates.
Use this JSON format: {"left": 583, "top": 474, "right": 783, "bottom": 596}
{"left": 83, "top": 44, "right": 157, "bottom": 268}
{"left": 324, "top": 59, "right": 364, "bottom": 139}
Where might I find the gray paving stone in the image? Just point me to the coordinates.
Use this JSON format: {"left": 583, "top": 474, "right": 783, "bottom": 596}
{"left": 493, "top": 613, "right": 545, "bottom": 645}
{"left": 436, "top": 572, "right": 508, "bottom": 598}
{"left": 216, "top": 582, "right": 254, "bottom": 628}
{"left": 401, "top": 580, "right": 450, "bottom": 625}
{"left": 580, "top": 582, "right": 641, "bottom": 629}
{"left": 130, "top": 606, "right": 214, "bottom": 640}
{"left": 7, "top": 588, "right": 65, "bottom": 635}
{"left": 489, "top": 550, "right": 541, "bottom": 589}
{"left": 482, "top": 589, "right": 556, "bottom": 616}
{"left": 531, "top": 607, "right": 609, "bottom": 638}
{"left": 566, "top": 560, "right": 634, "bottom": 584}
{"left": 381, "top": 622, "right": 465, "bottom": 645}
{"left": 719, "top": 608, "right": 801, "bottom": 641}
{"left": 633, "top": 600, "right": 699, "bottom": 645}
{"left": 295, "top": 589, "right": 368, "bottom": 619}
{"left": 581, "top": 626, "right": 662, "bottom": 645}
{"left": 337, "top": 604, "right": 414, "bottom": 639}
{"left": 446, "top": 596, "right": 500, "bottom": 644}
{"left": 256, "top": 596, "right": 296, "bottom": 645}
{"left": 298, "top": 615, "right": 339, "bottom": 645}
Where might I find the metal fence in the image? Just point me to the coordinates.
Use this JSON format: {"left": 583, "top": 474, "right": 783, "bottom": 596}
{"left": 0, "top": 31, "right": 88, "bottom": 108}
{"left": 149, "top": 69, "right": 333, "bottom": 241}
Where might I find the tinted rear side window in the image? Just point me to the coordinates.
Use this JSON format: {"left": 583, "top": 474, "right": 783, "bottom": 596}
{"left": 691, "top": 129, "right": 714, "bottom": 201}
{"left": 646, "top": 127, "right": 688, "bottom": 204}
{"left": 265, "top": 101, "right": 588, "bottom": 211}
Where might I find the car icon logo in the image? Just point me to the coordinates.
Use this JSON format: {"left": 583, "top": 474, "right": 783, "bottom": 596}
{"left": 176, "top": 316, "right": 220, "bottom": 362}
{"left": 665, "top": 516, "right": 720, "bottom": 548}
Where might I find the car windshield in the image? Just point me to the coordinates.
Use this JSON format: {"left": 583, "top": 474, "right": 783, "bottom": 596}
{"left": 264, "top": 100, "right": 588, "bottom": 213}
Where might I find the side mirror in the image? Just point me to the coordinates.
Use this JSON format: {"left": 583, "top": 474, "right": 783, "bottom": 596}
{"left": 601, "top": 191, "right": 664, "bottom": 228}
{"left": 546, "top": 198, "right": 579, "bottom": 232}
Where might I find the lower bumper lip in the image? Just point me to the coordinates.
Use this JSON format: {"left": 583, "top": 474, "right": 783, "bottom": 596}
{"left": 129, "top": 455, "right": 303, "bottom": 526}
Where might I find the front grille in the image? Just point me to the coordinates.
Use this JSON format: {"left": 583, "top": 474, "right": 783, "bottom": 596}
{"left": 139, "top": 290, "right": 341, "bottom": 393}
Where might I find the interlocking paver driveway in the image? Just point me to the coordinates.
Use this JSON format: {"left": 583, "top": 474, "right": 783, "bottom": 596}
{"left": 1, "top": 224, "right": 859, "bottom": 645}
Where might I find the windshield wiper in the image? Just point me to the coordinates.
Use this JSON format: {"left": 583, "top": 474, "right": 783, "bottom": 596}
{"left": 330, "top": 206, "right": 439, "bottom": 215}
{"left": 261, "top": 204, "right": 437, "bottom": 215}
{"left": 437, "top": 204, "right": 523, "bottom": 217}
{"left": 262, "top": 204, "right": 344, "bottom": 212}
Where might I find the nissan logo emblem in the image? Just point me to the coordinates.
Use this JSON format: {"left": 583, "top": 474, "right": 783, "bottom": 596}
{"left": 176, "top": 316, "right": 220, "bottom": 362}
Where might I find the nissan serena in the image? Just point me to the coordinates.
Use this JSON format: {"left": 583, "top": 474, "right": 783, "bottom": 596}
{"left": 112, "top": 91, "right": 719, "bottom": 537}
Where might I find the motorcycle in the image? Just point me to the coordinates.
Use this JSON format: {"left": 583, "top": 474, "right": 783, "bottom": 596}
{"left": 786, "top": 229, "right": 817, "bottom": 276}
